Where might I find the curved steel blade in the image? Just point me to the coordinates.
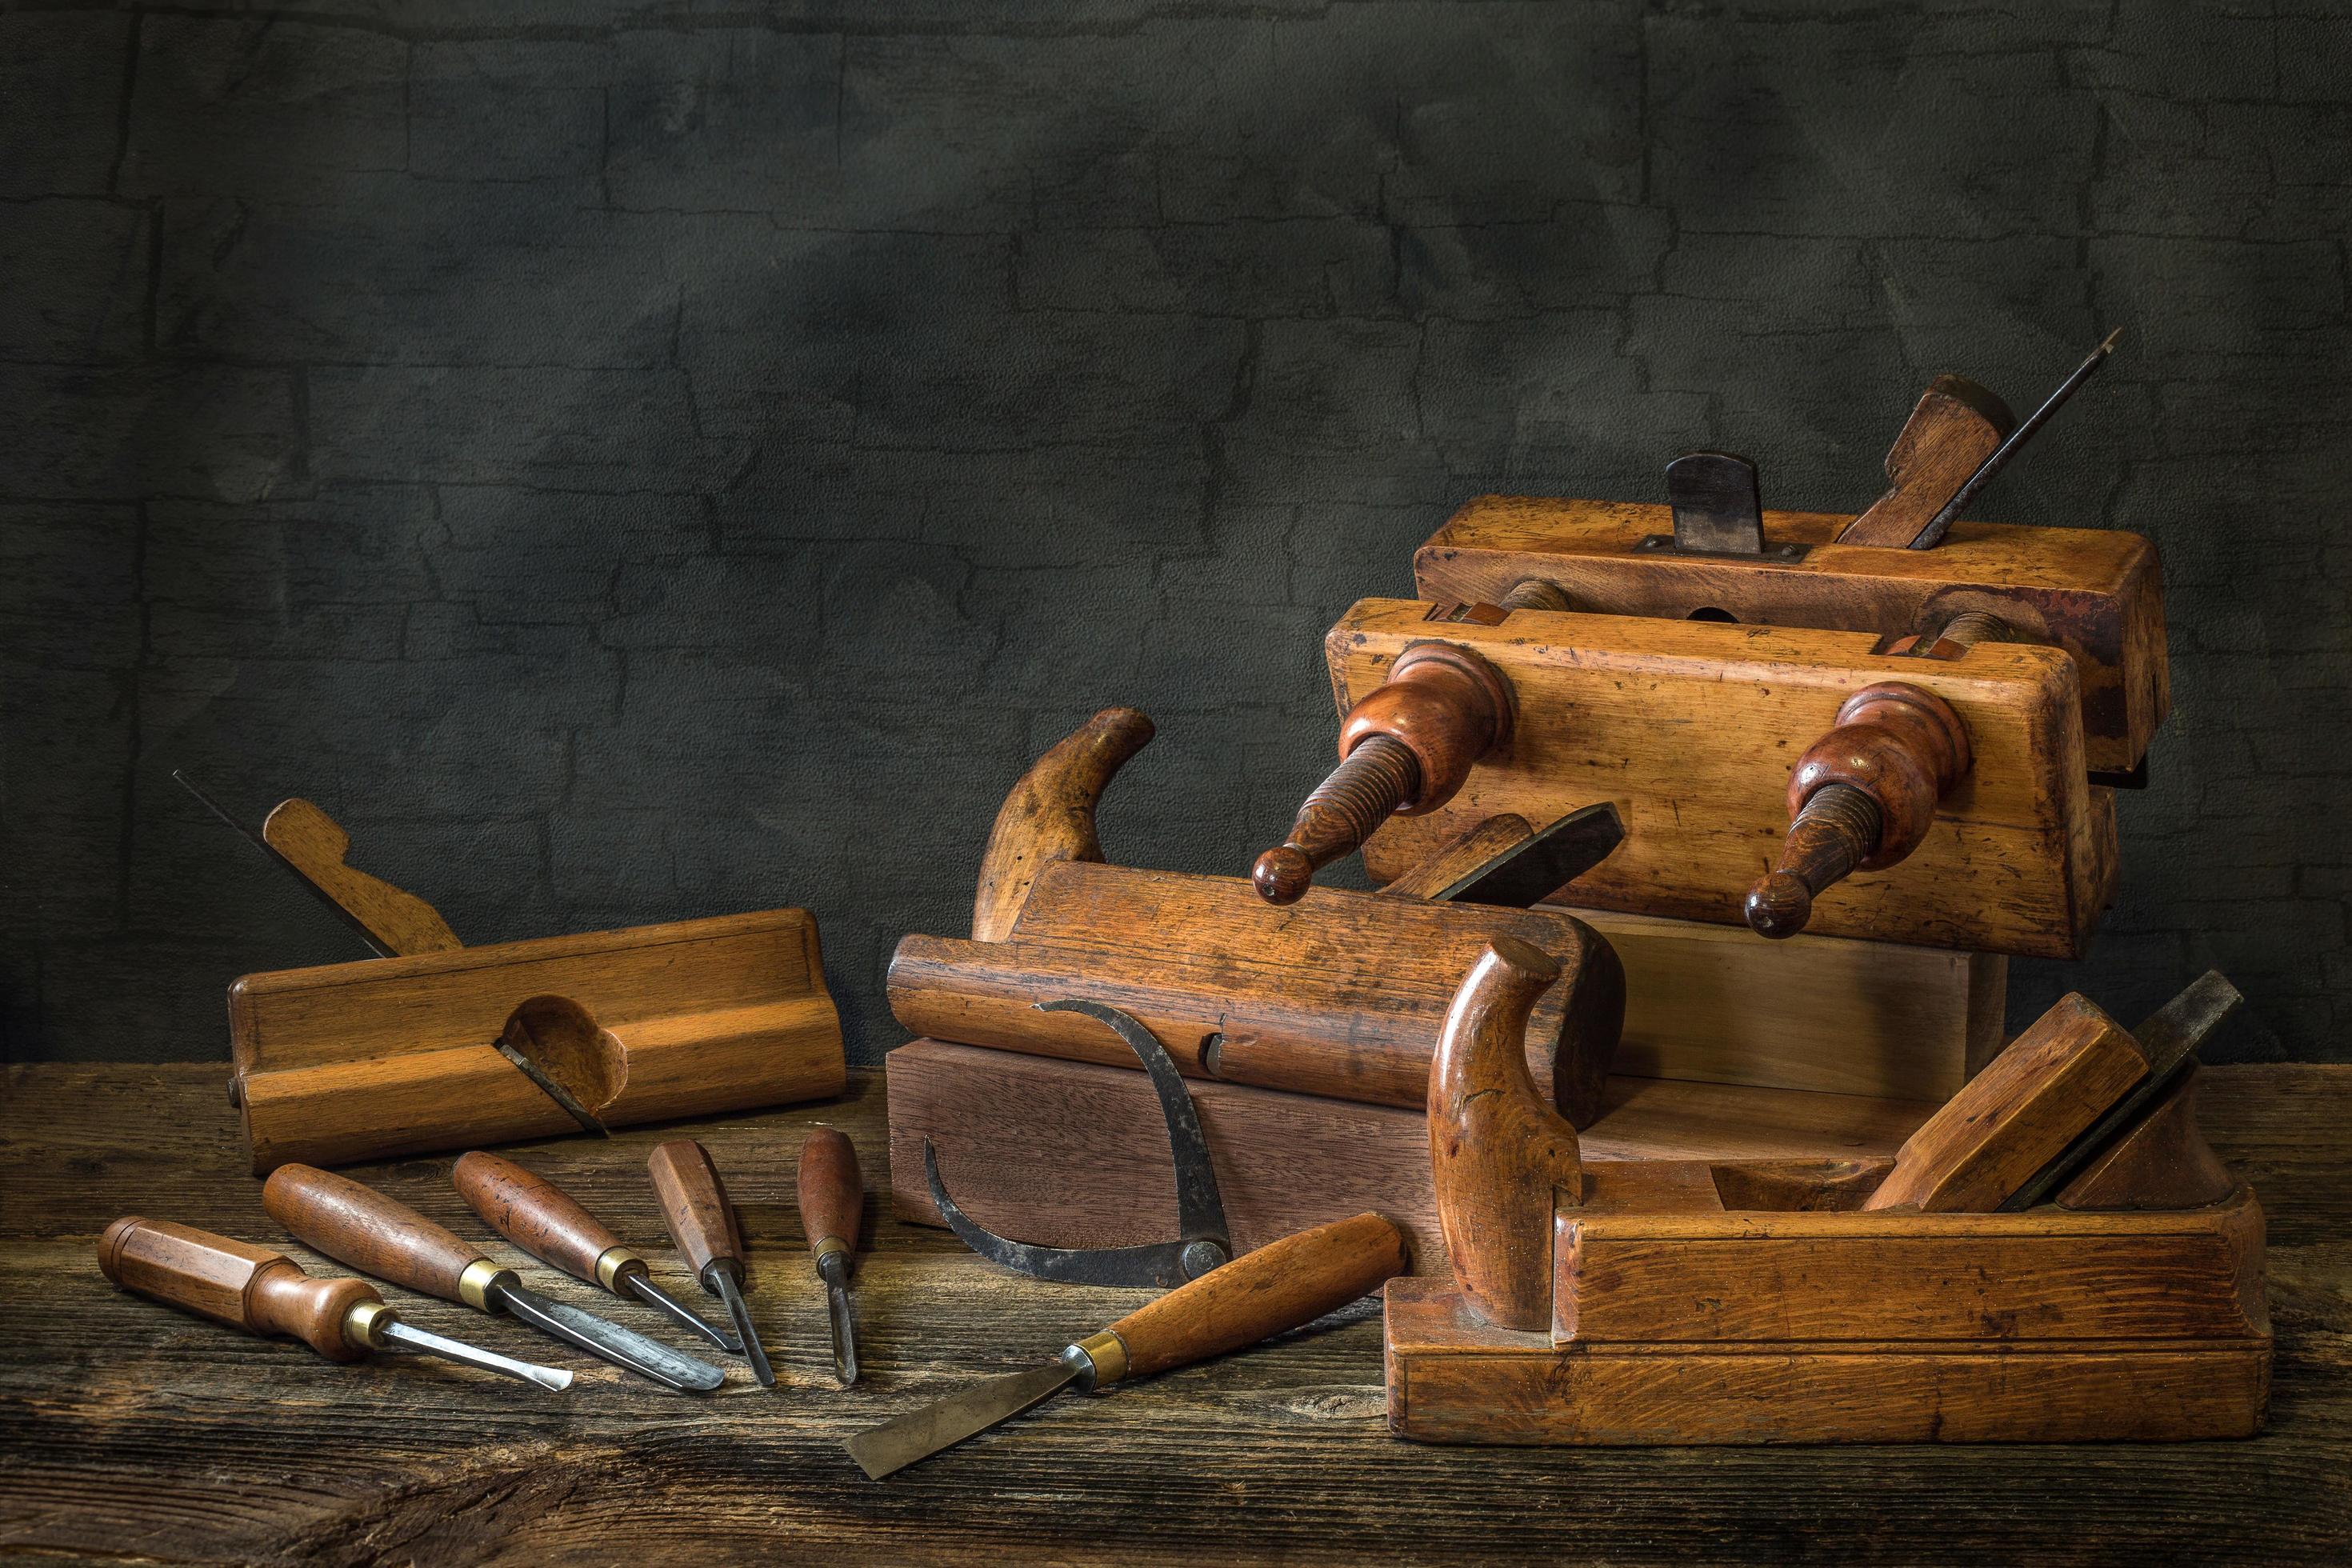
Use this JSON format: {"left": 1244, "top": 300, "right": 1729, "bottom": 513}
{"left": 924, "top": 1139, "right": 1199, "bottom": 1287}
{"left": 1034, "top": 998, "right": 1229, "bottom": 1255}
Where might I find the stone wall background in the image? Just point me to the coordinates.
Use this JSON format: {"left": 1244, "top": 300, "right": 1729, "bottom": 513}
{"left": 6, "top": 2, "right": 2346, "bottom": 1066}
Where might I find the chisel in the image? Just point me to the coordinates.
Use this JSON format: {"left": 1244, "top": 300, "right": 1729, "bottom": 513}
{"left": 262, "top": 1163, "right": 726, "bottom": 1392}
{"left": 98, "top": 1216, "right": 571, "bottom": 1390}
{"left": 451, "top": 1151, "right": 741, "bottom": 1354}
{"left": 796, "top": 1127, "right": 865, "bottom": 1386}
{"left": 649, "top": 1139, "right": 774, "bottom": 1386}
{"left": 846, "top": 1211, "right": 1409, "bottom": 1479}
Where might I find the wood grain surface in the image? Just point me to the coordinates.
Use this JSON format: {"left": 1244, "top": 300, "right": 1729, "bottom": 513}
{"left": 5, "top": 1062, "right": 2346, "bottom": 1563}
{"left": 258, "top": 798, "right": 468, "bottom": 958}
{"left": 453, "top": 1152, "right": 627, "bottom": 1287}
{"left": 1414, "top": 495, "right": 2167, "bottom": 775}
{"left": 1330, "top": 598, "right": 2118, "bottom": 958}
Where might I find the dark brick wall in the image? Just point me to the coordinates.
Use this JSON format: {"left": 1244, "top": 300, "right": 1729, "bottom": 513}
{"left": 5, "top": 2, "right": 2346, "bottom": 1067}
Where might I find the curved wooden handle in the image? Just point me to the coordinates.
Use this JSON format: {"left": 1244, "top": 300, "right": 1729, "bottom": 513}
{"left": 795, "top": 1127, "right": 863, "bottom": 1259}
{"left": 974, "top": 707, "right": 1155, "bottom": 942}
{"left": 262, "top": 798, "right": 463, "bottom": 957}
{"left": 1102, "top": 1212, "right": 1408, "bottom": 1383}
{"left": 453, "top": 1151, "right": 624, "bottom": 1289}
{"left": 1429, "top": 937, "right": 1584, "bottom": 1330}
{"left": 261, "top": 1163, "right": 487, "bottom": 1305}
{"left": 1745, "top": 682, "right": 1972, "bottom": 939}
{"left": 99, "top": 1216, "right": 380, "bottom": 1360}
{"left": 1254, "top": 643, "right": 1512, "bottom": 904}
{"left": 648, "top": 1138, "right": 742, "bottom": 1285}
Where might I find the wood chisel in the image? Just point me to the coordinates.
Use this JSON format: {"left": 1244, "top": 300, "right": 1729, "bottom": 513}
{"left": 451, "top": 1151, "right": 740, "bottom": 1354}
{"left": 262, "top": 1163, "right": 726, "bottom": 1392}
{"left": 649, "top": 1139, "right": 774, "bottom": 1386}
{"left": 98, "top": 1216, "right": 571, "bottom": 1390}
{"left": 796, "top": 1127, "right": 865, "bottom": 1386}
{"left": 846, "top": 1210, "right": 1409, "bottom": 1479}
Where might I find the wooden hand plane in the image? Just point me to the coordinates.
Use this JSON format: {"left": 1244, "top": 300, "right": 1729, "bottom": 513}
{"left": 889, "top": 708, "right": 1628, "bottom": 1126}
{"left": 1266, "top": 596, "right": 2116, "bottom": 957}
{"left": 183, "top": 776, "right": 845, "bottom": 1173}
{"left": 1386, "top": 942, "right": 2270, "bottom": 1446}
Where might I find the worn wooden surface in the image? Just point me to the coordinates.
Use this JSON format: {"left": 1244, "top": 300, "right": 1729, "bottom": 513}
{"left": 4, "top": 1061, "right": 2347, "bottom": 1563}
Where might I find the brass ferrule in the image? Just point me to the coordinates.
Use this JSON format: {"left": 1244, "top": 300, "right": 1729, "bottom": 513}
{"left": 1067, "top": 1328, "right": 1130, "bottom": 1390}
{"left": 458, "top": 1258, "right": 512, "bottom": 1313}
{"left": 594, "top": 1246, "right": 644, "bottom": 1294}
{"left": 344, "top": 1298, "right": 394, "bottom": 1351}
{"left": 811, "top": 1236, "right": 850, "bottom": 1268}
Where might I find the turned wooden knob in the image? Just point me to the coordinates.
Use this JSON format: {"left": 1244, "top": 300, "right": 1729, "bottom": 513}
{"left": 1253, "top": 643, "right": 1512, "bottom": 904}
{"left": 1745, "top": 682, "right": 1971, "bottom": 939}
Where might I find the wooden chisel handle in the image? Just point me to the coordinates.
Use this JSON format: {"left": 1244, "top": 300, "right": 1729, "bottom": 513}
{"left": 796, "top": 1128, "right": 863, "bottom": 1266}
{"left": 453, "top": 1151, "right": 634, "bottom": 1291}
{"left": 648, "top": 1139, "right": 743, "bottom": 1285}
{"left": 1090, "top": 1212, "right": 1408, "bottom": 1385}
{"left": 98, "top": 1216, "right": 384, "bottom": 1361}
{"left": 263, "top": 1163, "right": 501, "bottom": 1309}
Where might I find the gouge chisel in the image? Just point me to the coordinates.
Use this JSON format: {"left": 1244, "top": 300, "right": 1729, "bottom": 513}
{"left": 262, "top": 1163, "right": 725, "bottom": 1392}
{"left": 452, "top": 1151, "right": 740, "bottom": 1354}
{"left": 846, "top": 1210, "right": 1409, "bottom": 1479}
{"left": 98, "top": 1216, "right": 571, "bottom": 1390}
{"left": 650, "top": 1139, "right": 774, "bottom": 1386}
{"left": 796, "top": 1127, "right": 864, "bottom": 1386}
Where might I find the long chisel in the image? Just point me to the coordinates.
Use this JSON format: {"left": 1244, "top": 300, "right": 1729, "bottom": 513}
{"left": 99, "top": 1216, "right": 571, "bottom": 1391}
{"left": 262, "top": 1163, "right": 726, "bottom": 1392}
{"left": 451, "top": 1151, "right": 740, "bottom": 1354}
{"left": 846, "top": 1211, "right": 1409, "bottom": 1480}
{"left": 796, "top": 1127, "right": 865, "bottom": 1386}
{"left": 650, "top": 1139, "right": 774, "bottom": 1386}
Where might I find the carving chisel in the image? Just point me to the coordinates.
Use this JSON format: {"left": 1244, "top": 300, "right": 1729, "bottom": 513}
{"left": 650, "top": 1139, "right": 774, "bottom": 1386}
{"left": 796, "top": 1127, "right": 865, "bottom": 1386}
{"left": 846, "top": 1211, "right": 1409, "bottom": 1479}
{"left": 98, "top": 1216, "right": 571, "bottom": 1390}
{"left": 452, "top": 1151, "right": 740, "bottom": 1354}
{"left": 262, "top": 1163, "right": 726, "bottom": 1392}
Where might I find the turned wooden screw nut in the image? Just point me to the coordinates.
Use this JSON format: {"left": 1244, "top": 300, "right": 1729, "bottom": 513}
{"left": 1745, "top": 682, "right": 1971, "bottom": 939}
{"left": 1252, "top": 642, "right": 1513, "bottom": 904}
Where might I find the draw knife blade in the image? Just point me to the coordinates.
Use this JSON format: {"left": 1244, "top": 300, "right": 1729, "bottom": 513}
{"left": 924, "top": 1000, "right": 1231, "bottom": 1288}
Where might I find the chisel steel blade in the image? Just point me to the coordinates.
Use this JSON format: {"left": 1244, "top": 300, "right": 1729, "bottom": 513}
{"left": 492, "top": 1280, "right": 725, "bottom": 1392}
{"left": 819, "top": 1254, "right": 860, "bottom": 1386}
{"left": 712, "top": 1270, "right": 774, "bottom": 1387}
{"left": 1430, "top": 802, "right": 1626, "bottom": 908}
{"left": 378, "top": 1317, "right": 574, "bottom": 1391}
{"left": 846, "top": 1355, "right": 1082, "bottom": 1480}
{"left": 624, "top": 1271, "right": 742, "bottom": 1354}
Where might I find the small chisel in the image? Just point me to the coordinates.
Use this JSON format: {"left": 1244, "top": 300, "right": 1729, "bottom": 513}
{"left": 98, "top": 1216, "right": 571, "bottom": 1390}
{"left": 846, "top": 1211, "right": 1409, "bottom": 1479}
{"left": 262, "top": 1163, "right": 726, "bottom": 1392}
{"left": 452, "top": 1151, "right": 740, "bottom": 1354}
{"left": 650, "top": 1139, "right": 774, "bottom": 1386}
{"left": 796, "top": 1127, "right": 865, "bottom": 1386}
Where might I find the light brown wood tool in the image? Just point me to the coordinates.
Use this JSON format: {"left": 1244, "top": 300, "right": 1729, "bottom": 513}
{"left": 1323, "top": 600, "right": 2114, "bottom": 957}
{"left": 846, "top": 1211, "right": 1410, "bottom": 1479}
{"left": 1382, "top": 948, "right": 2270, "bottom": 1446}
{"left": 650, "top": 1139, "right": 774, "bottom": 1386}
{"left": 98, "top": 1216, "right": 571, "bottom": 1388}
{"left": 1409, "top": 492, "right": 2162, "bottom": 781}
{"left": 890, "top": 708, "right": 1626, "bottom": 1127}
{"left": 796, "top": 1128, "right": 865, "bottom": 1386}
{"left": 183, "top": 774, "right": 846, "bottom": 1172}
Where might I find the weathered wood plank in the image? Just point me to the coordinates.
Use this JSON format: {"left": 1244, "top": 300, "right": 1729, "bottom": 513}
{"left": 2, "top": 1063, "right": 2348, "bottom": 1564}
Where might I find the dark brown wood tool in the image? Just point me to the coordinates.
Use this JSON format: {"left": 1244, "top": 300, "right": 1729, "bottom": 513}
{"left": 650, "top": 1139, "right": 774, "bottom": 1386}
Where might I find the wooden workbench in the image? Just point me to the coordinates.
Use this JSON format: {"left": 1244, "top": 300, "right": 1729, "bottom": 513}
{"left": 3, "top": 1062, "right": 2347, "bottom": 1564}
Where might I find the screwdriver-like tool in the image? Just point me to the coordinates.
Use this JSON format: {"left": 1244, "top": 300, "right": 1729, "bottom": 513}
{"left": 262, "top": 1163, "right": 726, "bottom": 1392}
{"left": 846, "top": 1211, "right": 1409, "bottom": 1479}
{"left": 650, "top": 1139, "right": 774, "bottom": 1386}
{"left": 452, "top": 1151, "right": 741, "bottom": 1354}
{"left": 98, "top": 1216, "right": 571, "bottom": 1390}
{"left": 796, "top": 1127, "right": 865, "bottom": 1386}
